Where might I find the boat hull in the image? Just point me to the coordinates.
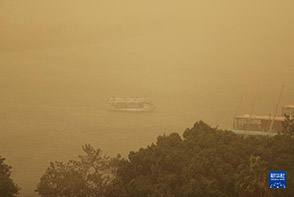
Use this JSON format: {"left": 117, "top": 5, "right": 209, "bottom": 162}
{"left": 108, "top": 106, "right": 155, "bottom": 112}
{"left": 106, "top": 97, "right": 155, "bottom": 112}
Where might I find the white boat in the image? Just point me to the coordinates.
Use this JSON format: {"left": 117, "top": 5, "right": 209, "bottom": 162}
{"left": 105, "top": 97, "right": 155, "bottom": 112}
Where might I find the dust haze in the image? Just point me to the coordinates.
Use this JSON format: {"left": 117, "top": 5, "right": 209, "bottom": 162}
{"left": 0, "top": 0, "right": 293, "bottom": 196}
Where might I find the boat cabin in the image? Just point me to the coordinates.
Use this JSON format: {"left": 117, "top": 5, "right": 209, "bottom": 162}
{"left": 113, "top": 101, "right": 145, "bottom": 109}
{"left": 105, "top": 97, "right": 154, "bottom": 111}
{"left": 233, "top": 114, "right": 285, "bottom": 133}
{"left": 282, "top": 105, "right": 294, "bottom": 118}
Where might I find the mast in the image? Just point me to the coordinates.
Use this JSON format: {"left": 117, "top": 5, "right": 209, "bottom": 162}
{"left": 244, "top": 96, "right": 256, "bottom": 136}
{"left": 224, "top": 109, "right": 230, "bottom": 129}
{"left": 249, "top": 96, "right": 256, "bottom": 120}
{"left": 267, "top": 112, "right": 272, "bottom": 132}
{"left": 233, "top": 96, "right": 243, "bottom": 130}
{"left": 234, "top": 96, "right": 243, "bottom": 117}
{"left": 268, "top": 85, "right": 285, "bottom": 134}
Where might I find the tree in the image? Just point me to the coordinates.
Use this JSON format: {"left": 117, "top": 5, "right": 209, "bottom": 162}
{"left": 282, "top": 115, "right": 294, "bottom": 137}
{"left": 236, "top": 156, "right": 270, "bottom": 197}
{"left": 36, "top": 121, "right": 294, "bottom": 197}
{"left": 111, "top": 121, "right": 249, "bottom": 197}
{"left": 36, "top": 144, "right": 120, "bottom": 197}
{"left": 110, "top": 121, "right": 294, "bottom": 197}
{"left": 0, "top": 156, "right": 20, "bottom": 197}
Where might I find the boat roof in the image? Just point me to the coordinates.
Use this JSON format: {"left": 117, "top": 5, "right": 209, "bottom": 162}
{"left": 106, "top": 97, "right": 147, "bottom": 103}
{"left": 108, "top": 101, "right": 145, "bottom": 103}
{"left": 107, "top": 97, "right": 145, "bottom": 100}
{"left": 282, "top": 105, "right": 294, "bottom": 109}
{"left": 234, "top": 114, "right": 285, "bottom": 121}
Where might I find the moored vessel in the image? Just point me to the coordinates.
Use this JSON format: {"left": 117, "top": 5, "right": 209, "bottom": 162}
{"left": 105, "top": 97, "right": 155, "bottom": 112}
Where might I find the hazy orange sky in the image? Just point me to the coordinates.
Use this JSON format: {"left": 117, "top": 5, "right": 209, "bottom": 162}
{"left": 1, "top": 0, "right": 293, "bottom": 55}
{"left": 1, "top": 0, "right": 294, "bottom": 115}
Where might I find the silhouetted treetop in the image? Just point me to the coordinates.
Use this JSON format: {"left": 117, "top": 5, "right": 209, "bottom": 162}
{"left": 0, "top": 156, "right": 20, "bottom": 197}
{"left": 37, "top": 120, "right": 294, "bottom": 197}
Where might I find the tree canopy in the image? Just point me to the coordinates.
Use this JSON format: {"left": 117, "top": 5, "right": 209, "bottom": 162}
{"left": 112, "top": 121, "right": 294, "bottom": 197}
{"left": 0, "top": 156, "right": 20, "bottom": 197}
{"left": 37, "top": 120, "right": 294, "bottom": 197}
{"left": 36, "top": 144, "right": 120, "bottom": 197}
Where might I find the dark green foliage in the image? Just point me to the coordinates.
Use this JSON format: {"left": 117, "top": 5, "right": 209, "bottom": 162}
{"left": 111, "top": 121, "right": 294, "bottom": 197}
{"left": 282, "top": 115, "right": 294, "bottom": 137}
{"left": 36, "top": 144, "right": 120, "bottom": 197}
{"left": 235, "top": 156, "right": 269, "bottom": 197}
{"left": 0, "top": 156, "right": 20, "bottom": 197}
{"left": 36, "top": 120, "right": 294, "bottom": 197}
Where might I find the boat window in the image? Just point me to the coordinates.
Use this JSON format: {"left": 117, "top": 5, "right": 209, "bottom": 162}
{"left": 252, "top": 119, "right": 261, "bottom": 125}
